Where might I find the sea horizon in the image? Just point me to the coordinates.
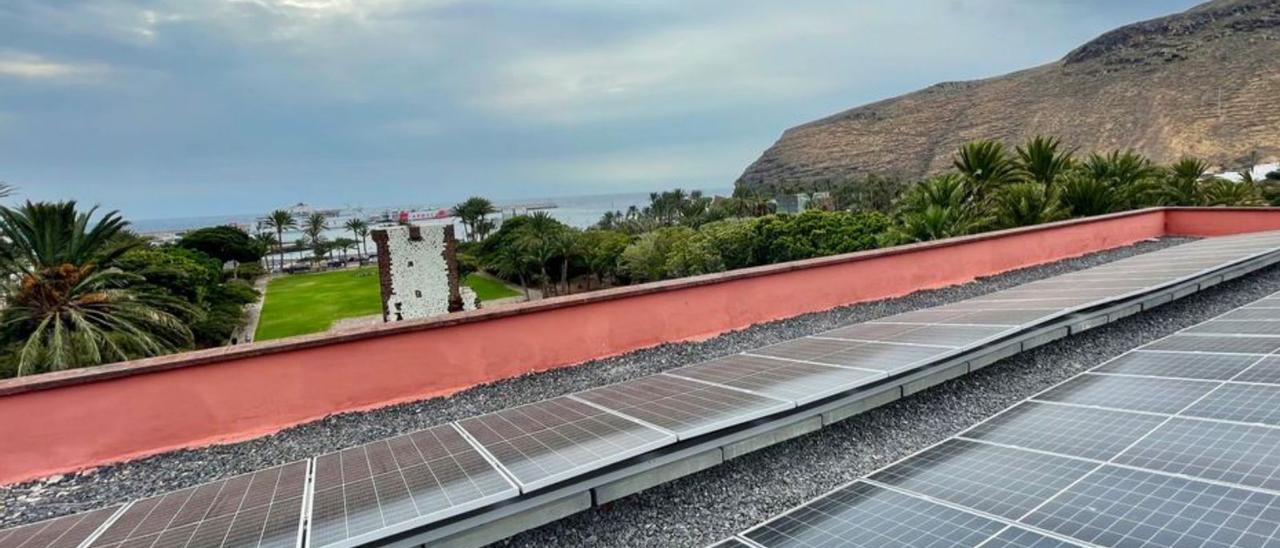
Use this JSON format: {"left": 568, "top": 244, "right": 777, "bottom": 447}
{"left": 130, "top": 186, "right": 735, "bottom": 235}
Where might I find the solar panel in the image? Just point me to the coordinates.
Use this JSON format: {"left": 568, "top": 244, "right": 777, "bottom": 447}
{"left": 1032, "top": 373, "right": 1217, "bottom": 414}
{"left": 1143, "top": 334, "right": 1280, "bottom": 355}
{"left": 750, "top": 337, "right": 862, "bottom": 362}
{"left": 307, "top": 424, "right": 518, "bottom": 548}
{"left": 707, "top": 539, "right": 755, "bottom": 548}
{"left": 868, "top": 440, "right": 1095, "bottom": 520}
{"left": 933, "top": 310, "right": 1060, "bottom": 326}
{"left": 1092, "top": 350, "right": 1261, "bottom": 380}
{"left": 1235, "top": 356, "right": 1280, "bottom": 384}
{"left": 981, "top": 527, "right": 1083, "bottom": 548}
{"left": 974, "top": 289, "right": 1125, "bottom": 301}
{"left": 1114, "top": 417, "right": 1280, "bottom": 491}
{"left": 0, "top": 506, "right": 122, "bottom": 548}
{"left": 1222, "top": 308, "right": 1280, "bottom": 320}
{"left": 1022, "top": 465, "right": 1280, "bottom": 548}
{"left": 749, "top": 337, "right": 954, "bottom": 373}
{"left": 821, "top": 324, "right": 1009, "bottom": 348}
{"left": 960, "top": 402, "right": 1164, "bottom": 461}
{"left": 1182, "top": 383, "right": 1280, "bottom": 426}
{"left": 1187, "top": 320, "right": 1280, "bottom": 336}
{"left": 666, "top": 354, "right": 884, "bottom": 405}
{"left": 87, "top": 460, "right": 308, "bottom": 548}
{"left": 944, "top": 300, "right": 1086, "bottom": 311}
{"left": 455, "top": 396, "right": 675, "bottom": 492}
{"left": 741, "top": 481, "right": 1005, "bottom": 548}
{"left": 572, "top": 374, "right": 793, "bottom": 439}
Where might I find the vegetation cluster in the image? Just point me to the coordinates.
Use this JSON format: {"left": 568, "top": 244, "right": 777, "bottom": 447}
{"left": 461, "top": 136, "right": 1279, "bottom": 295}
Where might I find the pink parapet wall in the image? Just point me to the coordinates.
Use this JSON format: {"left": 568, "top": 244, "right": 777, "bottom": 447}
{"left": 0, "top": 207, "right": 1268, "bottom": 485}
{"left": 1165, "top": 207, "right": 1280, "bottom": 236}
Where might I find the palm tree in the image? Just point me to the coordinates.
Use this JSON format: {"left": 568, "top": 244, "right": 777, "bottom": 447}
{"left": 1158, "top": 157, "right": 1211, "bottom": 206}
{"left": 304, "top": 212, "right": 328, "bottom": 266}
{"left": 1058, "top": 171, "right": 1122, "bottom": 217}
{"left": 517, "top": 212, "right": 563, "bottom": 295}
{"left": 552, "top": 228, "right": 580, "bottom": 295}
{"left": 888, "top": 175, "right": 987, "bottom": 243}
{"left": 262, "top": 209, "right": 297, "bottom": 271}
{"left": 492, "top": 245, "right": 533, "bottom": 300}
{"left": 0, "top": 201, "right": 192, "bottom": 375}
{"left": 344, "top": 218, "right": 370, "bottom": 260}
{"left": 1088, "top": 150, "right": 1164, "bottom": 208}
{"left": 1015, "top": 136, "right": 1074, "bottom": 187}
{"left": 1201, "top": 177, "right": 1266, "bottom": 206}
{"left": 993, "top": 182, "right": 1067, "bottom": 228}
{"left": 953, "top": 140, "right": 1018, "bottom": 198}
{"left": 450, "top": 197, "right": 497, "bottom": 241}
{"left": 331, "top": 238, "right": 358, "bottom": 262}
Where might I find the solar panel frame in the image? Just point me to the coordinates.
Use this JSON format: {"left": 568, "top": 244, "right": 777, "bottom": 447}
{"left": 1181, "top": 382, "right": 1280, "bottom": 426}
{"left": 665, "top": 354, "right": 885, "bottom": 405}
{"left": 1091, "top": 350, "right": 1261, "bottom": 380}
{"left": 979, "top": 527, "right": 1084, "bottom": 548}
{"left": 959, "top": 401, "right": 1165, "bottom": 461}
{"left": 818, "top": 324, "right": 1011, "bottom": 348}
{"left": 1222, "top": 307, "right": 1280, "bottom": 320}
{"left": 867, "top": 440, "right": 1096, "bottom": 520}
{"left": 1144, "top": 334, "right": 1280, "bottom": 354}
{"left": 1031, "top": 373, "right": 1218, "bottom": 414}
{"left": 1021, "top": 465, "right": 1280, "bottom": 548}
{"left": 1187, "top": 320, "right": 1280, "bottom": 336}
{"left": 1235, "top": 356, "right": 1280, "bottom": 384}
{"left": 86, "top": 459, "right": 310, "bottom": 548}
{"left": 1114, "top": 417, "right": 1280, "bottom": 491}
{"left": 0, "top": 505, "right": 124, "bottom": 548}
{"left": 455, "top": 396, "right": 676, "bottom": 492}
{"left": 741, "top": 481, "right": 1006, "bottom": 548}
{"left": 306, "top": 424, "right": 519, "bottom": 548}
{"left": 570, "top": 374, "right": 794, "bottom": 440}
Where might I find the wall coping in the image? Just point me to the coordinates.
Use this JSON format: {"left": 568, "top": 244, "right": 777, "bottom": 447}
{"left": 0, "top": 206, "right": 1209, "bottom": 398}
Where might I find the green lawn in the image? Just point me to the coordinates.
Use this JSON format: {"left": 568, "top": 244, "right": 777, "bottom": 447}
{"left": 255, "top": 268, "right": 520, "bottom": 341}
{"left": 464, "top": 272, "right": 520, "bottom": 300}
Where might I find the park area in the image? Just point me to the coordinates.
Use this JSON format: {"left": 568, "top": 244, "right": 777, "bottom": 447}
{"left": 254, "top": 268, "right": 519, "bottom": 341}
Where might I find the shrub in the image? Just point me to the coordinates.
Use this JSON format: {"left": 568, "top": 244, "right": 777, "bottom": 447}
{"left": 698, "top": 217, "right": 759, "bottom": 270}
{"left": 619, "top": 227, "right": 693, "bottom": 283}
{"left": 178, "top": 225, "right": 266, "bottom": 264}
{"left": 664, "top": 231, "right": 724, "bottom": 277}
{"left": 754, "top": 210, "right": 890, "bottom": 263}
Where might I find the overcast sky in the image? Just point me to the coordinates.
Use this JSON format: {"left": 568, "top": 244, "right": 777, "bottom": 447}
{"left": 0, "top": 0, "right": 1203, "bottom": 220}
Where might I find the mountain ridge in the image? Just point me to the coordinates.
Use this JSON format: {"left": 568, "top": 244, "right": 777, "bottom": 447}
{"left": 736, "top": 0, "right": 1280, "bottom": 191}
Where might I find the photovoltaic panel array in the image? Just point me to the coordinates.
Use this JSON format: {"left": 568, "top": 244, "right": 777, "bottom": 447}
{"left": 0, "top": 507, "right": 122, "bottom": 548}
{"left": 455, "top": 396, "right": 675, "bottom": 492}
{"left": 572, "top": 374, "right": 793, "bottom": 439}
{"left": 723, "top": 286, "right": 1280, "bottom": 548}
{"left": 306, "top": 424, "right": 518, "bottom": 548}
{"left": 9, "top": 231, "right": 1280, "bottom": 548}
{"left": 89, "top": 460, "right": 308, "bottom": 548}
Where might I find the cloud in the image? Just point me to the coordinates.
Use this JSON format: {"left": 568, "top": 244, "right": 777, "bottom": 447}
{"left": 0, "top": 51, "right": 108, "bottom": 82}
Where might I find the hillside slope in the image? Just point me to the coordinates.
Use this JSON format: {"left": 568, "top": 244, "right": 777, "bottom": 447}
{"left": 737, "top": 0, "right": 1280, "bottom": 191}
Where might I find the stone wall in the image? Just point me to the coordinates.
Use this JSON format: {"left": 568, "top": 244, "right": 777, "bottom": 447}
{"left": 371, "top": 224, "right": 465, "bottom": 322}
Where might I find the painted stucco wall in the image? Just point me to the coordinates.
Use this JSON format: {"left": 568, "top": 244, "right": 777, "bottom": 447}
{"left": 0, "top": 207, "right": 1267, "bottom": 485}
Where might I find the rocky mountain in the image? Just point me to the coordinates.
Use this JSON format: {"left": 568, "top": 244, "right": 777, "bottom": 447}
{"left": 737, "top": 0, "right": 1280, "bottom": 192}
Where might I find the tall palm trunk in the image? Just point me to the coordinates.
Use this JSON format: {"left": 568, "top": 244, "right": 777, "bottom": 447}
{"left": 560, "top": 258, "right": 570, "bottom": 295}
{"left": 276, "top": 227, "right": 285, "bottom": 270}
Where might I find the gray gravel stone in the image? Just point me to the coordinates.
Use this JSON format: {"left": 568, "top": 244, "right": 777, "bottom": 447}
{"left": 0, "top": 236, "right": 1245, "bottom": 540}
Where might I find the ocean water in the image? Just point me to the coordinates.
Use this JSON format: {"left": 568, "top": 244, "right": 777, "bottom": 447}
{"left": 131, "top": 187, "right": 733, "bottom": 239}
